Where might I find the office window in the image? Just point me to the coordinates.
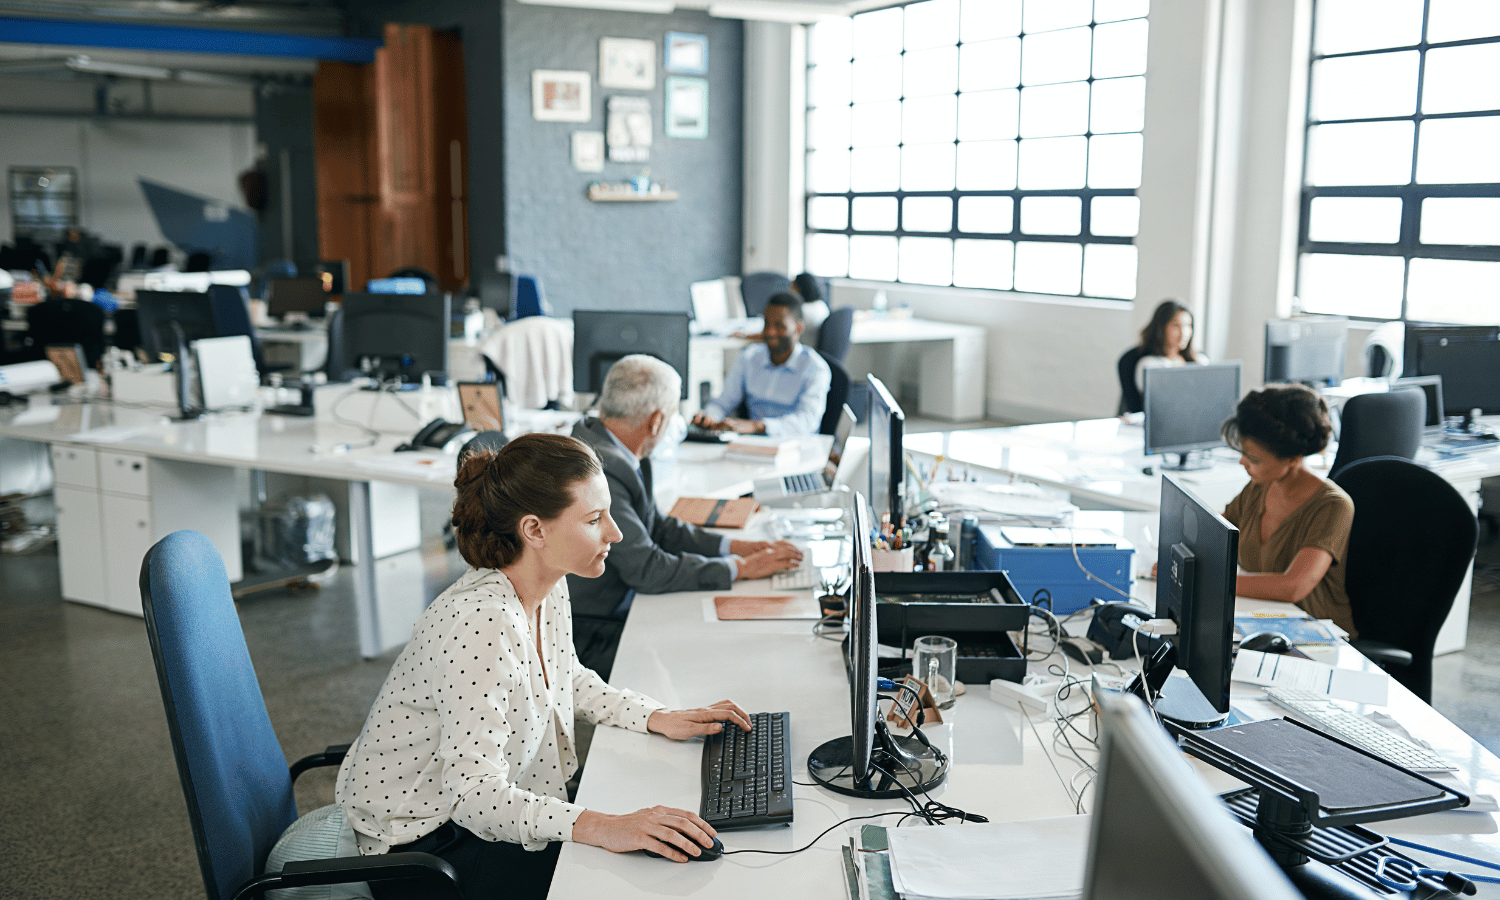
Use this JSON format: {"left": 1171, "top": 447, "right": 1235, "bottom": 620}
{"left": 1298, "top": 0, "right": 1500, "bottom": 324}
{"left": 8, "top": 167, "right": 78, "bottom": 241}
{"left": 803, "top": 0, "right": 1147, "bottom": 299}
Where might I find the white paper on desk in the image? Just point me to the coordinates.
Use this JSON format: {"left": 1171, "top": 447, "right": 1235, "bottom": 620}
{"left": 9, "top": 405, "right": 60, "bottom": 425}
{"left": 67, "top": 425, "right": 153, "bottom": 442}
{"left": 349, "top": 454, "right": 455, "bottom": 479}
{"left": 1232, "top": 649, "right": 1388, "bottom": 705}
{"left": 885, "top": 814, "right": 1090, "bottom": 900}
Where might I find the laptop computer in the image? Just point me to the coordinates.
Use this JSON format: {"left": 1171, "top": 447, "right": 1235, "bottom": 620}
{"left": 1395, "top": 375, "right": 1444, "bottom": 436}
{"left": 752, "top": 405, "right": 856, "bottom": 501}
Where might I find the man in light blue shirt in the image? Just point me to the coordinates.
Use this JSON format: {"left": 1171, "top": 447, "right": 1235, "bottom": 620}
{"left": 692, "top": 293, "right": 832, "bottom": 436}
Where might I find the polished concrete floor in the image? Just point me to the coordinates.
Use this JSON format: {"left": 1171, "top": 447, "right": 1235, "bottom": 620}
{"left": 2, "top": 495, "right": 1497, "bottom": 899}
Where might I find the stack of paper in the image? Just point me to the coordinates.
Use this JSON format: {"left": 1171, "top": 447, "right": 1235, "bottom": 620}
{"left": 882, "top": 815, "right": 1091, "bottom": 900}
{"left": 724, "top": 434, "right": 799, "bottom": 465}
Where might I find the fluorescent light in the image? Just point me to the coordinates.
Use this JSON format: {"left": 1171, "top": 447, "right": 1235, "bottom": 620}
{"left": 707, "top": 1, "right": 843, "bottom": 22}
{"left": 67, "top": 55, "right": 172, "bottom": 80}
{"left": 515, "top": 0, "right": 675, "bottom": 12}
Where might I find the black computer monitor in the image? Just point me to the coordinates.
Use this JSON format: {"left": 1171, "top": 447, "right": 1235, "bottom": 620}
{"left": 1401, "top": 321, "right": 1498, "bottom": 380}
{"left": 1145, "top": 474, "right": 1239, "bottom": 730}
{"left": 337, "top": 292, "right": 450, "bottom": 383}
{"left": 867, "top": 375, "right": 906, "bottom": 527}
{"left": 1143, "top": 362, "right": 1242, "bottom": 470}
{"left": 807, "top": 492, "right": 947, "bottom": 799}
{"left": 1263, "top": 317, "right": 1347, "bottom": 387}
{"left": 1409, "top": 336, "right": 1500, "bottom": 417}
{"left": 571, "top": 310, "right": 691, "bottom": 400}
{"left": 1394, "top": 375, "right": 1444, "bottom": 433}
{"left": 134, "top": 289, "right": 219, "bottom": 362}
{"left": 1083, "top": 693, "right": 1304, "bottom": 900}
{"left": 266, "top": 277, "right": 327, "bottom": 318}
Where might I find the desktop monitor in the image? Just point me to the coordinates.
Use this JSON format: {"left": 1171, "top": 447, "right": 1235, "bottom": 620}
{"left": 1083, "top": 693, "right": 1304, "bottom": 900}
{"left": 806, "top": 492, "right": 947, "bottom": 799}
{"left": 1394, "top": 375, "right": 1444, "bottom": 433}
{"left": 336, "top": 292, "right": 451, "bottom": 383}
{"left": 1263, "top": 317, "right": 1347, "bottom": 387}
{"left": 1149, "top": 474, "right": 1239, "bottom": 730}
{"left": 265, "top": 277, "right": 327, "bottom": 318}
{"left": 1409, "top": 336, "right": 1500, "bottom": 417}
{"left": 571, "top": 310, "right": 691, "bottom": 400}
{"left": 1401, "top": 322, "right": 1498, "bottom": 381}
{"left": 134, "top": 290, "right": 219, "bottom": 362}
{"left": 867, "top": 375, "right": 906, "bottom": 527}
{"left": 1143, "top": 362, "right": 1242, "bottom": 470}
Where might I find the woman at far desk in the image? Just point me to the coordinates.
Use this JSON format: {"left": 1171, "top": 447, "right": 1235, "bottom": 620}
{"left": 335, "top": 433, "right": 750, "bottom": 900}
{"left": 1220, "top": 384, "right": 1357, "bottom": 638}
{"left": 1135, "top": 298, "right": 1209, "bottom": 392}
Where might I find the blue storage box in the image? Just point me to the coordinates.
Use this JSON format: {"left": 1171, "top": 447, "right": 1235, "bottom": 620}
{"left": 974, "top": 524, "right": 1134, "bottom": 615}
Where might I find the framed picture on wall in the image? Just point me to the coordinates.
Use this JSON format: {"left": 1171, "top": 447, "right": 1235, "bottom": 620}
{"left": 599, "top": 37, "right": 655, "bottom": 90}
{"left": 532, "top": 70, "right": 591, "bottom": 122}
{"left": 665, "top": 32, "right": 708, "bottom": 74}
{"left": 664, "top": 76, "right": 708, "bottom": 139}
{"left": 606, "top": 96, "right": 652, "bottom": 163}
{"left": 572, "top": 131, "right": 605, "bottom": 172}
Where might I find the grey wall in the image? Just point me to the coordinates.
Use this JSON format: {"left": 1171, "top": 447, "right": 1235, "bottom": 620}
{"left": 502, "top": 1, "right": 743, "bottom": 316}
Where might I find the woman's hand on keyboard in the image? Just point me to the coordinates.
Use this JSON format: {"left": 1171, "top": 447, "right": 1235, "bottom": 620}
{"left": 647, "top": 700, "right": 753, "bottom": 739}
{"left": 572, "top": 805, "right": 718, "bottom": 861}
{"left": 729, "top": 538, "right": 800, "bottom": 558}
{"left": 733, "top": 542, "right": 803, "bottom": 579}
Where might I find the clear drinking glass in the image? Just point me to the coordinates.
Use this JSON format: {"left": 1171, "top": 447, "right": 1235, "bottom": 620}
{"left": 913, "top": 635, "right": 958, "bottom": 709}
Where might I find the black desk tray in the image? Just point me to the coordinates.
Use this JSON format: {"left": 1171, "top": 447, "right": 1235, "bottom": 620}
{"left": 873, "top": 570, "right": 1031, "bottom": 684}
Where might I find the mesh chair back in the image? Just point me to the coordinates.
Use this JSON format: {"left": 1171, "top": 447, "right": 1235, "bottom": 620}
{"left": 1332, "top": 458, "right": 1478, "bottom": 702}
{"left": 818, "top": 349, "right": 851, "bottom": 436}
{"left": 513, "top": 275, "right": 547, "bottom": 319}
{"left": 740, "top": 271, "right": 789, "bottom": 318}
{"left": 26, "top": 297, "right": 107, "bottom": 367}
{"left": 140, "top": 530, "right": 299, "bottom": 900}
{"left": 1116, "top": 346, "right": 1145, "bottom": 414}
{"left": 817, "top": 307, "right": 855, "bottom": 365}
{"left": 1329, "top": 389, "right": 1424, "bottom": 479}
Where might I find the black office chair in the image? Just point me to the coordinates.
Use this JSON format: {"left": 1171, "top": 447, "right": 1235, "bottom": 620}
{"left": 1332, "top": 457, "right": 1478, "bottom": 704}
{"left": 1329, "top": 389, "right": 1425, "bottom": 479}
{"left": 1117, "top": 346, "right": 1145, "bottom": 414}
{"left": 25, "top": 296, "right": 107, "bottom": 368}
{"left": 324, "top": 307, "right": 350, "bottom": 381}
{"left": 139, "top": 530, "right": 461, "bottom": 900}
{"left": 817, "top": 306, "right": 855, "bottom": 366}
{"left": 740, "top": 271, "right": 790, "bottom": 319}
{"left": 817, "top": 349, "right": 851, "bottom": 436}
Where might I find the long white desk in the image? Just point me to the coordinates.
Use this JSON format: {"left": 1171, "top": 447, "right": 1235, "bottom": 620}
{"left": 550, "top": 561, "right": 1500, "bottom": 899}
{"left": 906, "top": 417, "right": 1500, "bottom": 654}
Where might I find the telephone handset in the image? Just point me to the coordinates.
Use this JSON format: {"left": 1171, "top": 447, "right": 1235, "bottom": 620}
{"left": 397, "top": 418, "right": 474, "bottom": 453}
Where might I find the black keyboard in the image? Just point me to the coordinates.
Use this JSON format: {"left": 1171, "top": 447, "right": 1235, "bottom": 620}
{"left": 700, "top": 711, "right": 794, "bottom": 829}
{"left": 684, "top": 423, "right": 733, "bottom": 444}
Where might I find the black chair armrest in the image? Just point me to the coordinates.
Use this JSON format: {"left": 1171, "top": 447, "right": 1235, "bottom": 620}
{"left": 231, "top": 852, "right": 460, "bottom": 900}
{"left": 289, "top": 744, "right": 351, "bottom": 782}
{"left": 1351, "top": 638, "right": 1413, "bottom": 670}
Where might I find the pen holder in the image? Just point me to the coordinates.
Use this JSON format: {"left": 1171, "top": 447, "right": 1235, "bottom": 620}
{"left": 872, "top": 546, "right": 914, "bottom": 572}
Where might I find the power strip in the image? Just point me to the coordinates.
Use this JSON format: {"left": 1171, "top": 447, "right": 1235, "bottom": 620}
{"left": 989, "top": 678, "right": 1055, "bottom": 713}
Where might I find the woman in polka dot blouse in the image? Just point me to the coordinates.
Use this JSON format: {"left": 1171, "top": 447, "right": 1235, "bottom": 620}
{"left": 335, "top": 433, "right": 753, "bottom": 899}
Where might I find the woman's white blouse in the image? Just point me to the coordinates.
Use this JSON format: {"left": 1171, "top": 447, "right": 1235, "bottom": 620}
{"left": 335, "top": 567, "right": 665, "bottom": 854}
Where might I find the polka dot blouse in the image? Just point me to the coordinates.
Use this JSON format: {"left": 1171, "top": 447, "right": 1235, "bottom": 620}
{"left": 335, "top": 567, "right": 665, "bottom": 854}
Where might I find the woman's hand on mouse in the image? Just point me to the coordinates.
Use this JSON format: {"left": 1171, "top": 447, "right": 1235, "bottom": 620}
{"left": 573, "top": 806, "right": 717, "bottom": 861}
{"left": 647, "top": 700, "right": 752, "bottom": 740}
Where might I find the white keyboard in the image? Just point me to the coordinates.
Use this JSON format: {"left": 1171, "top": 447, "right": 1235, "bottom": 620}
{"left": 1262, "top": 687, "right": 1455, "bottom": 772}
{"left": 770, "top": 561, "right": 822, "bottom": 590}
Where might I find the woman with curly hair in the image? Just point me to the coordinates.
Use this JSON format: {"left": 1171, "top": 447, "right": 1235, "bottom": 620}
{"left": 1220, "top": 383, "right": 1357, "bottom": 636}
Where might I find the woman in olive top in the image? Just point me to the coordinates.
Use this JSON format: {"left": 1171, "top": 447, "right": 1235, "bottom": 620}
{"left": 1220, "top": 384, "right": 1358, "bottom": 637}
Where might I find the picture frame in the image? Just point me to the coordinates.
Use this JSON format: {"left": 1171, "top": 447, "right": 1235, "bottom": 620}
{"left": 531, "top": 70, "right": 591, "bottom": 123}
{"left": 572, "top": 131, "right": 606, "bottom": 172}
{"left": 665, "top": 32, "right": 708, "bottom": 75}
{"left": 599, "top": 37, "right": 655, "bottom": 90}
{"left": 664, "top": 76, "right": 709, "bottom": 139}
{"left": 606, "top": 96, "right": 653, "bottom": 163}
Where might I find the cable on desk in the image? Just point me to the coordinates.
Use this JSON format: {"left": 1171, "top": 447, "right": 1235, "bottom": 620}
{"left": 719, "top": 812, "right": 907, "bottom": 856}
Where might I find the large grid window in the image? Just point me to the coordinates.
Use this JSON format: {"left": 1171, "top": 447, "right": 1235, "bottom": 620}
{"left": 803, "top": 0, "right": 1148, "bottom": 299}
{"left": 1298, "top": 0, "right": 1500, "bottom": 324}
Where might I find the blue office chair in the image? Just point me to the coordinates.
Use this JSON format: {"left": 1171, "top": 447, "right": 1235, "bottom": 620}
{"left": 816, "top": 306, "right": 855, "bottom": 366}
{"left": 207, "top": 283, "right": 267, "bottom": 374}
{"left": 740, "top": 271, "right": 790, "bottom": 319}
{"left": 140, "top": 530, "right": 460, "bottom": 900}
{"left": 513, "top": 274, "right": 549, "bottom": 319}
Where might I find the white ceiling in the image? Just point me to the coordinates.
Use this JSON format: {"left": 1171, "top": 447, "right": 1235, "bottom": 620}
{"left": 517, "top": 0, "right": 904, "bottom": 23}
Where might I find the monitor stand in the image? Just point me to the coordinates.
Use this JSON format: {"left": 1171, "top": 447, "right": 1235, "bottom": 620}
{"left": 1127, "top": 642, "right": 1228, "bottom": 731}
{"left": 1161, "top": 450, "right": 1214, "bottom": 471}
{"left": 807, "top": 718, "right": 948, "bottom": 800}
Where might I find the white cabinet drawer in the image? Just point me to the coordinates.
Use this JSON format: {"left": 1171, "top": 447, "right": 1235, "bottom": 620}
{"left": 99, "top": 451, "right": 150, "bottom": 497}
{"left": 102, "top": 494, "right": 154, "bottom": 615}
{"left": 50, "top": 445, "right": 99, "bottom": 489}
{"left": 55, "top": 484, "right": 106, "bottom": 606}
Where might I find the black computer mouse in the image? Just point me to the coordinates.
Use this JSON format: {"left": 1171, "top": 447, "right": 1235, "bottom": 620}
{"left": 643, "top": 836, "right": 724, "bottom": 862}
{"left": 1239, "top": 631, "right": 1291, "bottom": 654}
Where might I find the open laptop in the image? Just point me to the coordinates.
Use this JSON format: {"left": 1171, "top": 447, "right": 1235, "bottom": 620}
{"left": 752, "top": 405, "right": 856, "bottom": 501}
{"left": 1394, "top": 375, "right": 1444, "bottom": 436}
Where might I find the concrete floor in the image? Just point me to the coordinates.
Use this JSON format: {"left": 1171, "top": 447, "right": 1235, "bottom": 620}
{"left": 2, "top": 495, "right": 1496, "bottom": 899}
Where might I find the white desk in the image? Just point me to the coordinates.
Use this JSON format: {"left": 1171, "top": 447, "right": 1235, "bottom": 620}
{"left": 694, "top": 316, "right": 988, "bottom": 422}
{"left": 550, "top": 562, "right": 1500, "bottom": 898}
{"left": 906, "top": 418, "right": 1500, "bottom": 654}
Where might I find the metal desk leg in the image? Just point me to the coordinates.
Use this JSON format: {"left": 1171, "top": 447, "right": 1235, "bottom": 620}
{"left": 349, "top": 480, "right": 383, "bottom": 659}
